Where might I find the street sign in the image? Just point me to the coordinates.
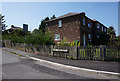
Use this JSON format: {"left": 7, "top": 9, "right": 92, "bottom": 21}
{"left": 23, "top": 24, "right": 28, "bottom": 52}
{"left": 23, "top": 24, "right": 28, "bottom": 32}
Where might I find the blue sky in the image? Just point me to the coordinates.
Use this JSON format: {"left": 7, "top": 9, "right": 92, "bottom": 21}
{"left": 2, "top": 2, "right": 118, "bottom": 35}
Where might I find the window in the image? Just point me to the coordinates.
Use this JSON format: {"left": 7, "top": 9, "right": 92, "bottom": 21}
{"left": 88, "top": 34, "right": 92, "bottom": 42}
{"left": 55, "top": 34, "right": 60, "bottom": 40}
{"left": 59, "top": 20, "right": 62, "bottom": 27}
{"left": 83, "top": 18, "right": 85, "bottom": 26}
{"left": 97, "top": 35, "right": 99, "bottom": 38}
{"left": 88, "top": 22, "right": 92, "bottom": 28}
{"left": 104, "top": 28, "right": 107, "bottom": 32}
{"left": 46, "top": 23, "right": 48, "bottom": 26}
{"left": 97, "top": 23, "right": 100, "bottom": 29}
{"left": 101, "top": 26, "right": 103, "bottom": 31}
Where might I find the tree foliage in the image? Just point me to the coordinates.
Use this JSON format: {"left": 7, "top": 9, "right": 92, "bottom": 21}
{"left": 26, "top": 30, "right": 54, "bottom": 45}
{"left": 2, "top": 15, "right": 56, "bottom": 45}
{"left": 107, "top": 26, "right": 116, "bottom": 45}
{"left": 39, "top": 17, "right": 49, "bottom": 33}
{"left": 39, "top": 15, "right": 56, "bottom": 33}
{"left": 107, "top": 26, "right": 116, "bottom": 39}
{"left": 2, "top": 28, "right": 54, "bottom": 45}
{"left": 51, "top": 15, "right": 56, "bottom": 19}
{"left": 0, "top": 14, "right": 7, "bottom": 31}
{"left": 111, "top": 35, "right": 120, "bottom": 47}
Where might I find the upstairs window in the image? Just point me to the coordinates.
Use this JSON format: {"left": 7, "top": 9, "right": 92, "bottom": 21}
{"left": 59, "top": 20, "right": 62, "bottom": 27}
{"left": 55, "top": 34, "right": 60, "bottom": 41}
{"left": 83, "top": 18, "right": 85, "bottom": 26}
{"left": 97, "top": 23, "right": 100, "bottom": 29}
{"left": 101, "top": 26, "right": 103, "bottom": 31}
{"left": 104, "top": 28, "right": 107, "bottom": 32}
{"left": 88, "top": 21, "right": 92, "bottom": 28}
{"left": 88, "top": 34, "right": 92, "bottom": 42}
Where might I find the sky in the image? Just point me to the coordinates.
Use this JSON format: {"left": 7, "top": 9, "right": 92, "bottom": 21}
{"left": 2, "top": 2, "right": 119, "bottom": 35}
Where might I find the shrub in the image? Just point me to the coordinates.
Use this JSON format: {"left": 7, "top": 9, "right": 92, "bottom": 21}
{"left": 59, "top": 37, "right": 69, "bottom": 46}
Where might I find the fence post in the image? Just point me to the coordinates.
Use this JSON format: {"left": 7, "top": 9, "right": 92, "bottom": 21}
{"left": 100, "top": 45, "right": 106, "bottom": 61}
{"left": 51, "top": 45, "right": 54, "bottom": 56}
{"left": 76, "top": 46, "right": 79, "bottom": 59}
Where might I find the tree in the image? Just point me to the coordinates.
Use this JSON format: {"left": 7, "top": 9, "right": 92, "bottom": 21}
{"left": 43, "top": 32, "right": 54, "bottom": 45}
{"left": 112, "top": 35, "right": 120, "bottom": 47}
{"left": 32, "top": 28, "right": 39, "bottom": 34}
{"left": 107, "top": 26, "right": 116, "bottom": 39}
{"left": 0, "top": 14, "right": 7, "bottom": 31}
{"left": 107, "top": 26, "right": 116, "bottom": 45}
{"left": 39, "top": 17, "right": 49, "bottom": 33}
{"left": 39, "top": 15, "right": 56, "bottom": 33}
{"left": 51, "top": 15, "right": 56, "bottom": 19}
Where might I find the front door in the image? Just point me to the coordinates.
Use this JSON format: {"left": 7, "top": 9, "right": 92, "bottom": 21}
{"left": 83, "top": 33, "right": 86, "bottom": 46}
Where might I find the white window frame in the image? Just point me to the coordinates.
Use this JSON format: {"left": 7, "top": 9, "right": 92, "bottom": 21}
{"left": 88, "top": 34, "right": 92, "bottom": 41}
{"left": 97, "top": 23, "right": 100, "bottom": 29}
{"left": 59, "top": 20, "right": 62, "bottom": 27}
{"left": 55, "top": 34, "right": 60, "bottom": 41}
{"left": 83, "top": 18, "right": 85, "bottom": 26}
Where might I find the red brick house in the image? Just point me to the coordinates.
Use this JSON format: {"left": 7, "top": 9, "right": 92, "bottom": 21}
{"left": 45, "top": 12, "right": 107, "bottom": 46}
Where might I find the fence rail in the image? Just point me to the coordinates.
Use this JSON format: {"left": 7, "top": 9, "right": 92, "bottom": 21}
{"left": 2, "top": 40, "right": 120, "bottom": 61}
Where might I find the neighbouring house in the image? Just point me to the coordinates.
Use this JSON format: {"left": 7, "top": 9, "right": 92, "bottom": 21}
{"left": 45, "top": 12, "right": 107, "bottom": 46}
{"left": 8, "top": 25, "right": 22, "bottom": 32}
{"left": 2, "top": 25, "right": 22, "bottom": 34}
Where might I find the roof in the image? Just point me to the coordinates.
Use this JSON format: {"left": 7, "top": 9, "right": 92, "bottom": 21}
{"left": 8, "top": 25, "right": 22, "bottom": 31}
{"left": 91, "top": 19, "right": 97, "bottom": 21}
{"left": 11, "top": 27, "right": 22, "bottom": 30}
{"left": 45, "top": 12, "right": 85, "bottom": 22}
{"left": 45, "top": 12, "right": 107, "bottom": 28}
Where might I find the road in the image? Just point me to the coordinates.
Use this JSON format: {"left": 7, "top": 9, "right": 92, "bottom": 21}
{"left": 2, "top": 50, "right": 91, "bottom": 79}
{"left": 2, "top": 50, "right": 119, "bottom": 81}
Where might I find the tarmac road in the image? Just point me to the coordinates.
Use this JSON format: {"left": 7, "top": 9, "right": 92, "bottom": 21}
{"left": 2, "top": 50, "right": 90, "bottom": 79}
{"left": 2, "top": 49, "right": 119, "bottom": 81}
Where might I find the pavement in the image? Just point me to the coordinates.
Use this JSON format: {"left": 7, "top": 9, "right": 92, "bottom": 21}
{"left": 2, "top": 47, "right": 120, "bottom": 79}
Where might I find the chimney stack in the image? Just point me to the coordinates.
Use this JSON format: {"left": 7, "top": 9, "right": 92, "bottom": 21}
{"left": 81, "top": 12, "right": 85, "bottom": 16}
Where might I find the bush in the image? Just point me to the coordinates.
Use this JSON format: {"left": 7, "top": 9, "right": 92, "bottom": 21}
{"left": 59, "top": 37, "right": 68, "bottom": 46}
{"left": 26, "top": 31, "right": 54, "bottom": 45}
{"left": 2, "top": 29, "right": 54, "bottom": 45}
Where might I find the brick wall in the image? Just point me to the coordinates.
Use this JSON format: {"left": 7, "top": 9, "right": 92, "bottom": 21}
{"left": 46, "top": 15, "right": 81, "bottom": 43}
{"left": 45, "top": 13, "right": 107, "bottom": 46}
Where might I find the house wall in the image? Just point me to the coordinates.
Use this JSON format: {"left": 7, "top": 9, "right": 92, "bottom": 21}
{"left": 79, "top": 16, "right": 93, "bottom": 45}
{"left": 46, "top": 13, "right": 107, "bottom": 46}
{"left": 46, "top": 15, "right": 81, "bottom": 43}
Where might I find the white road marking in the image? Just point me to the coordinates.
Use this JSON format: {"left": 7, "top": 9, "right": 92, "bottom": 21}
{"left": 28, "top": 56, "right": 120, "bottom": 76}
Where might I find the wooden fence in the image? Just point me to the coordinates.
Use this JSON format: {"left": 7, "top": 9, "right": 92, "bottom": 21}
{"left": 51, "top": 45, "right": 120, "bottom": 61}
{"left": 78, "top": 46, "right": 120, "bottom": 61}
